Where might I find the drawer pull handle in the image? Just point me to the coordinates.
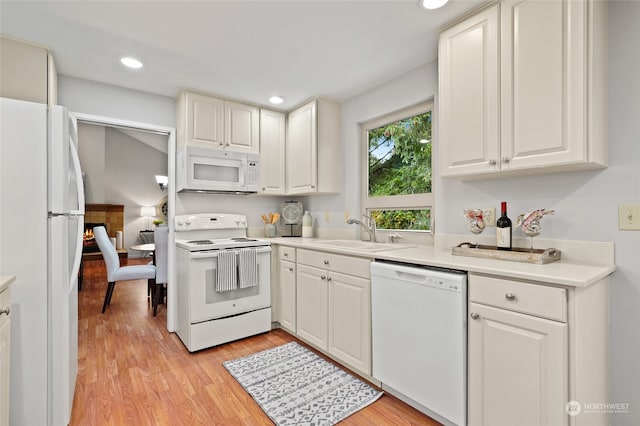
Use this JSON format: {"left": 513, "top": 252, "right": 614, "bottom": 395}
{"left": 321, "top": 275, "right": 326, "bottom": 280}
{"left": 288, "top": 267, "right": 294, "bottom": 272}
{"left": 327, "top": 277, "right": 332, "bottom": 282}
{"left": 0, "top": 307, "right": 10, "bottom": 316}
{"left": 283, "top": 253, "right": 288, "bottom": 257}
{"left": 505, "top": 293, "right": 516, "bottom": 301}
{"left": 470, "top": 312, "right": 480, "bottom": 320}
{"left": 323, "top": 260, "right": 329, "bottom": 265}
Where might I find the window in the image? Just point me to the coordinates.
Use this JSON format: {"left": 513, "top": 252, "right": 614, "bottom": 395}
{"left": 361, "top": 102, "right": 433, "bottom": 237}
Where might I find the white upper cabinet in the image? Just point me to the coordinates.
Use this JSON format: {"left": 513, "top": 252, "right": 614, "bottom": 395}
{"left": 286, "top": 98, "right": 341, "bottom": 194}
{"left": 259, "top": 109, "right": 286, "bottom": 194}
{"left": 224, "top": 100, "right": 259, "bottom": 153}
{"left": 439, "top": 5, "right": 499, "bottom": 176}
{"left": 439, "top": 0, "right": 607, "bottom": 178}
{"left": 177, "top": 91, "right": 259, "bottom": 153}
{"left": 0, "top": 36, "right": 57, "bottom": 105}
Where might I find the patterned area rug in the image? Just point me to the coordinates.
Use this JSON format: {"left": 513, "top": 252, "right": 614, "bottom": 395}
{"left": 223, "top": 341, "right": 383, "bottom": 425}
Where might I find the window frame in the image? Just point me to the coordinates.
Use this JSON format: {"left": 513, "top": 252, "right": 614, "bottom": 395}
{"left": 360, "top": 101, "right": 434, "bottom": 244}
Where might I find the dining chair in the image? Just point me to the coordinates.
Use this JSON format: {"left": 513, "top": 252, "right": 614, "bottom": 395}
{"left": 93, "top": 226, "right": 156, "bottom": 313}
{"left": 152, "top": 226, "right": 169, "bottom": 316}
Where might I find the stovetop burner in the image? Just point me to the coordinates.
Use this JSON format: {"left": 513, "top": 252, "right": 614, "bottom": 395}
{"left": 187, "top": 240, "right": 214, "bottom": 245}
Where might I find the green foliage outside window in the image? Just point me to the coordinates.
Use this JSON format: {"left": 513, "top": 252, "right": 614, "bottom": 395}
{"left": 367, "top": 111, "right": 432, "bottom": 230}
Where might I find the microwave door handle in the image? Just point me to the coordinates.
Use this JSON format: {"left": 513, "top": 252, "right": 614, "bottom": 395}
{"left": 239, "top": 159, "right": 246, "bottom": 187}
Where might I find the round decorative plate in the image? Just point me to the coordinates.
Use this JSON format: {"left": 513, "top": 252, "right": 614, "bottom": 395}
{"left": 156, "top": 196, "right": 168, "bottom": 222}
{"left": 281, "top": 202, "right": 303, "bottom": 224}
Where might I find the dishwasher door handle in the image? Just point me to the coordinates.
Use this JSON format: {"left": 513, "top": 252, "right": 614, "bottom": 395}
{"left": 395, "top": 271, "right": 427, "bottom": 283}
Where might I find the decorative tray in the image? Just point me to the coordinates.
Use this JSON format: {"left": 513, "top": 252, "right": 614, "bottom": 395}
{"left": 452, "top": 242, "right": 561, "bottom": 264}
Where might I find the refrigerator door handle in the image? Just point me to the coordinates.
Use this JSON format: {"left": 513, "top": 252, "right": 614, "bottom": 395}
{"left": 68, "top": 131, "right": 85, "bottom": 215}
{"left": 70, "top": 216, "right": 84, "bottom": 281}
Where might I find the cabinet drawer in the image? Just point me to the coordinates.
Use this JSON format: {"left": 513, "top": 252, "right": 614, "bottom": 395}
{"left": 469, "top": 274, "right": 566, "bottom": 322}
{"left": 279, "top": 246, "right": 296, "bottom": 262}
{"left": 297, "top": 249, "right": 370, "bottom": 279}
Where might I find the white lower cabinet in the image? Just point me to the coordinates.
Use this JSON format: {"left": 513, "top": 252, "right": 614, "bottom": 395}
{"left": 293, "top": 248, "right": 372, "bottom": 375}
{"left": 468, "top": 302, "right": 567, "bottom": 426}
{"left": 468, "top": 273, "right": 609, "bottom": 426}
{"left": 327, "top": 271, "right": 371, "bottom": 375}
{"left": 278, "top": 259, "right": 297, "bottom": 333}
{"left": 296, "top": 264, "right": 329, "bottom": 349}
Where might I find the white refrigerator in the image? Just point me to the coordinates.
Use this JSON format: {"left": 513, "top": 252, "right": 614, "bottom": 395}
{"left": 0, "top": 97, "right": 84, "bottom": 425}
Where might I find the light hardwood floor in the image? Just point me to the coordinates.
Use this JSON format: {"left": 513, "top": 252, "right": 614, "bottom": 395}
{"left": 71, "top": 258, "right": 441, "bottom": 425}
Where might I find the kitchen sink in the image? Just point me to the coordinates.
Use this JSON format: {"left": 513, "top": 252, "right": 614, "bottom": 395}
{"left": 311, "top": 239, "right": 415, "bottom": 252}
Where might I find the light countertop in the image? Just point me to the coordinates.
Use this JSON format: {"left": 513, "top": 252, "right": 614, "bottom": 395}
{"left": 0, "top": 275, "right": 16, "bottom": 293}
{"left": 269, "top": 237, "right": 616, "bottom": 288}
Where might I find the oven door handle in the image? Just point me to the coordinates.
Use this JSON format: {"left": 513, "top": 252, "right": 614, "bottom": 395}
{"left": 189, "top": 246, "right": 271, "bottom": 258}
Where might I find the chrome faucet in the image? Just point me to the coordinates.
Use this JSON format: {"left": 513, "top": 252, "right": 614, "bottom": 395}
{"left": 346, "top": 215, "right": 377, "bottom": 242}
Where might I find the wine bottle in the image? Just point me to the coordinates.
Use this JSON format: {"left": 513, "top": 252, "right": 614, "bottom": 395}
{"left": 496, "top": 201, "right": 512, "bottom": 250}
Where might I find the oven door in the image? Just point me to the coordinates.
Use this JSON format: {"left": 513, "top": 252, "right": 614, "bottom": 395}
{"left": 188, "top": 246, "right": 271, "bottom": 323}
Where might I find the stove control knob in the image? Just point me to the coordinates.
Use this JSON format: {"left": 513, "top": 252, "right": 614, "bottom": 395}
{"left": 185, "top": 217, "right": 192, "bottom": 225}
{"left": 240, "top": 220, "right": 247, "bottom": 227}
{"left": 177, "top": 218, "right": 184, "bottom": 226}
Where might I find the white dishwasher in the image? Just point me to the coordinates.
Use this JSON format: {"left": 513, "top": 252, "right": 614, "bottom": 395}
{"left": 371, "top": 261, "right": 467, "bottom": 426}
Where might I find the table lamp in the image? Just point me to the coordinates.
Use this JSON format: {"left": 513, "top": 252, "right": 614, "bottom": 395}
{"left": 140, "top": 206, "right": 156, "bottom": 231}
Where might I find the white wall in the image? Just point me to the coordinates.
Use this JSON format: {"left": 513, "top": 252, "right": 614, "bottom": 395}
{"left": 77, "top": 123, "right": 106, "bottom": 202}
{"left": 58, "top": 75, "right": 175, "bottom": 127}
{"left": 105, "top": 128, "right": 168, "bottom": 252}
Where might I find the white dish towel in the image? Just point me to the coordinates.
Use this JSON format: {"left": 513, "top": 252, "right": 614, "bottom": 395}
{"left": 238, "top": 248, "right": 258, "bottom": 289}
{"left": 216, "top": 249, "right": 238, "bottom": 292}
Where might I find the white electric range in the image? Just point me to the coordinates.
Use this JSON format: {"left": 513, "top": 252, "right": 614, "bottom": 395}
{"left": 174, "top": 213, "right": 272, "bottom": 352}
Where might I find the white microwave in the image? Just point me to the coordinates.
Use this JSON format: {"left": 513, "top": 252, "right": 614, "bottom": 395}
{"left": 176, "top": 146, "right": 260, "bottom": 193}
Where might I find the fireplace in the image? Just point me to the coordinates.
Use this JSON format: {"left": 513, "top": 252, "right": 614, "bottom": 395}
{"left": 83, "top": 222, "right": 105, "bottom": 253}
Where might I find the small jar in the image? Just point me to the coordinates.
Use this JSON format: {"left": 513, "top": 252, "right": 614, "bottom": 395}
{"left": 302, "top": 211, "right": 313, "bottom": 238}
{"left": 264, "top": 223, "right": 276, "bottom": 238}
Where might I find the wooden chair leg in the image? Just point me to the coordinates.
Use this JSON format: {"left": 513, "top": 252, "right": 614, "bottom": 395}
{"left": 102, "top": 282, "right": 115, "bottom": 313}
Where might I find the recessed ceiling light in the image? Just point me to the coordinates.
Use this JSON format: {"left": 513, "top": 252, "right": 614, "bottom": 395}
{"left": 269, "top": 96, "right": 284, "bottom": 105}
{"left": 120, "top": 56, "right": 143, "bottom": 69}
{"left": 419, "top": 0, "right": 449, "bottom": 10}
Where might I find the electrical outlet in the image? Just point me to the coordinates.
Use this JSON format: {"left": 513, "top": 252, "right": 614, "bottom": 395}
{"left": 618, "top": 205, "right": 640, "bottom": 230}
{"left": 483, "top": 207, "right": 496, "bottom": 227}
{"left": 325, "top": 211, "right": 330, "bottom": 223}
{"left": 344, "top": 211, "right": 350, "bottom": 222}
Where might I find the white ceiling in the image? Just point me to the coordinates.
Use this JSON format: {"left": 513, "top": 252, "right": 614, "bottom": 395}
{"left": 0, "top": 0, "right": 484, "bottom": 110}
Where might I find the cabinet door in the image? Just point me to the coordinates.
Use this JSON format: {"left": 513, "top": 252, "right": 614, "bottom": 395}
{"left": 187, "top": 92, "right": 224, "bottom": 148}
{"left": 286, "top": 100, "right": 317, "bottom": 194}
{"left": 224, "top": 100, "right": 259, "bottom": 153}
{"left": 0, "top": 36, "right": 49, "bottom": 104}
{"left": 439, "top": 5, "right": 499, "bottom": 177}
{"left": 500, "top": 0, "right": 587, "bottom": 170}
{"left": 259, "top": 109, "right": 286, "bottom": 194}
{"left": 468, "top": 302, "right": 567, "bottom": 426}
{"left": 279, "top": 259, "right": 296, "bottom": 333}
{"left": 296, "top": 264, "right": 327, "bottom": 349}
{"left": 328, "top": 272, "right": 371, "bottom": 375}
